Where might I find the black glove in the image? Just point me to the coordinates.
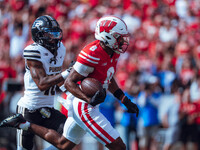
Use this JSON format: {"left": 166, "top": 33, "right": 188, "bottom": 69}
{"left": 122, "top": 96, "right": 139, "bottom": 117}
{"left": 90, "top": 89, "right": 106, "bottom": 106}
{"left": 67, "top": 61, "right": 76, "bottom": 72}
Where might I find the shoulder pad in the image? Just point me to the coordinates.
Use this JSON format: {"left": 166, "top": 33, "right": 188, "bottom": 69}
{"left": 77, "top": 46, "right": 100, "bottom": 67}
{"left": 23, "top": 44, "right": 41, "bottom": 60}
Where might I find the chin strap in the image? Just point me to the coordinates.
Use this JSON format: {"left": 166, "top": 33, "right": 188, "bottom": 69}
{"left": 113, "top": 50, "right": 120, "bottom": 54}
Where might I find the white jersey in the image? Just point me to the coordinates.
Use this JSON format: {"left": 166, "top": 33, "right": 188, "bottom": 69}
{"left": 17, "top": 42, "right": 66, "bottom": 110}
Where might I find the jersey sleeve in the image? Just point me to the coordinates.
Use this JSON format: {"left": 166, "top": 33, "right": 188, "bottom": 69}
{"left": 74, "top": 61, "right": 94, "bottom": 77}
{"left": 77, "top": 45, "right": 100, "bottom": 68}
{"left": 23, "top": 44, "right": 41, "bottom": 61}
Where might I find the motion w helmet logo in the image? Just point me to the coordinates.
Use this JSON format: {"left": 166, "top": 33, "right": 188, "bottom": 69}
{"left": 99, "top": 20, "right": 117, "bottom": 33}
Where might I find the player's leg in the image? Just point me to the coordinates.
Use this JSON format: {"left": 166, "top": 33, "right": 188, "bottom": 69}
{"left": 40, "top": 108, "right": 66, "bottom": 133}
{"left": 31, "top": 116, "right": 86, "bottom": 150}
{"left": 30, "top": 123, "right": 76, "bottom": 150}
{"left": 106, "top": 137, "right": 126, "bottom": 150}
{"left": 16, "top": 106, "right": 42, "bottom": 150}
{"left": 0, "top": 114, "right": 84, "bottom": 150}
{"left": 62, "top": 117, "right": 86, "bottom": 146}
{"left": 72, "top": 100, "right": 126, "bottom": 150}
{"left": 17, "top": 129, "right": 34, "bottom": 150}
{"left": 41, "top": 108, "right": 67, "bottom": 150}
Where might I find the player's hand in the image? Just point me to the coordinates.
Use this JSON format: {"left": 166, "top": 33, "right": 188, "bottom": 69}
{"left": 89, "top": 89, "right": 106, "bottom": 106}
{"left": 122, "top": 96, "right": 139, "bottom": 117}
{"left": 67, "top": 61, "right": 75, "bottom": 72}
{"left": 61, "top": 61, "right": 76, "bottom": 80}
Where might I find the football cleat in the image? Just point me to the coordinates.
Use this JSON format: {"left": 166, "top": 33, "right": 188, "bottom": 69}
{"left": 0, "top": 114, "right": 26, "bottom": 129}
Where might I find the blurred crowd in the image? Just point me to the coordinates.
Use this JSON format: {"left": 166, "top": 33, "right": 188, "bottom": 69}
{"left": 1, "top": 0, "right": 200, "bottom": 150}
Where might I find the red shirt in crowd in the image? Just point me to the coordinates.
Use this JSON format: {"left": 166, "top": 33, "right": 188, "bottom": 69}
{"left": 180, "top": 101, "right": 200, "bottom": 124}
{"left": 0, "top": 66, "right": 16, "bottom": 104}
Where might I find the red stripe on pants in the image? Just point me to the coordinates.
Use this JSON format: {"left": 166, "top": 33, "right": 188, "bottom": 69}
{"left": 78, "top": 102, "right": 109, "bottom": 144}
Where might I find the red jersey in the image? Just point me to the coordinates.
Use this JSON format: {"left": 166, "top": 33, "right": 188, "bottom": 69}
{"left": 76, "top": 40, "right": 120, "bottom": 89}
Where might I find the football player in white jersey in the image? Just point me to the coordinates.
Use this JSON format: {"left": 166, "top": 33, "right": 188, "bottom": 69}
{"left": 0, "top": 16, "right": 139, "bottom": 150}
{"left": 14, "top": 15, "right": 71, "bottom": 150}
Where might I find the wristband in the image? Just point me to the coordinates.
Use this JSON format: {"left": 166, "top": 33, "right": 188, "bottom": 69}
{"left": 59, "top": 84, "right": 67, "bottom": 92}
{"left": 113, "top": 89, "right": 124, "bottom": 100}
{"left": 61, "top": 70, "right": 70, "bottom": 79}
{"left": 121, "top": 95, "right": 126, "bottom": 104}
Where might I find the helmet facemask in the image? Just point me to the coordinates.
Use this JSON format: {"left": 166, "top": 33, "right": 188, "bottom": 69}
{"left": 112, "top": 33, "right": 130, "bottom": 53}
{"left": 37, "top": 27, "right": 63, "bottom": 52}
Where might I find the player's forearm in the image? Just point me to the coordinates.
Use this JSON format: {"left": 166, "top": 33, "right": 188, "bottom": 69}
{"left": 38, "top": 74, "right": 64, "bottom": 91}
{"left": 108, "top": 78, "right": 123, "bottom": 98}
{"left": 64, "top": 79, "right": 90, "bottom": 103}
{"left": 30, "top": 60, "right": 69, "bottom": 91}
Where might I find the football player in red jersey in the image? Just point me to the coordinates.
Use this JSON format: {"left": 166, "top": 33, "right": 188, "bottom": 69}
{"left": 0, "top": 16, "right": 139, "bottom": 150}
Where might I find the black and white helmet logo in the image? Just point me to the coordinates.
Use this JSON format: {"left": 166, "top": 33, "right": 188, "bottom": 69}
{"left": 33, "top": 20, "right": 43, "bottom": 30}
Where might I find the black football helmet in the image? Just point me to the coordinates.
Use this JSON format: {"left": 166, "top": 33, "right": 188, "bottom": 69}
{"left": 31, "top": 15, "right": 63, "bottom": 52}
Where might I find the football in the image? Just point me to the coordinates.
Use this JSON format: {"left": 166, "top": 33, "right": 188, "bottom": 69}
{"left": 81, "top": 78, "right": 103, "bottom": 97}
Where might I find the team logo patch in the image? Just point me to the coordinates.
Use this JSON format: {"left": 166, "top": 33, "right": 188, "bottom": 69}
{"left": 50, "top": 57, "right": 57, "bottom": 64}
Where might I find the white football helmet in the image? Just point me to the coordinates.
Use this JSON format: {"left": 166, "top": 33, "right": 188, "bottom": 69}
{"left": 95, "top": 16, "right": 130, "bottom": 53}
